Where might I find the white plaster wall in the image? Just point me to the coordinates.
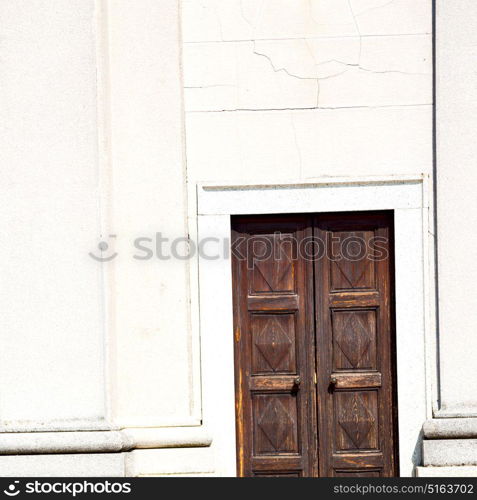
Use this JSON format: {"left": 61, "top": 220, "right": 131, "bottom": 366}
{"left": 435, "top": 0, "right": 477, "bottom": 416}
{"left": 106, "top": 0, "right": 198, "bottom": 429}
{"left": 182, "top": 0, "right": 434, "bottom": 476}
{"left": 0, "top": 0, "right": 106, "bottom": 430}
{"left": 0, "top": 0, "right": 439, "bottom": 477}
{"left": 183, "top": 0, "right": 433, "bottom": 187}
{"left": 0, "top": 0, "right": 197, "bottom": 438}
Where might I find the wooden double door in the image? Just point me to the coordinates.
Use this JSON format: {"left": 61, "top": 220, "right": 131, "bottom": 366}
{"left": 232, "top": 212, "right": 398, "bottom": 477}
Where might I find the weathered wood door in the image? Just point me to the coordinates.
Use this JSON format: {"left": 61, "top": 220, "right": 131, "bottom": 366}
{"left": 232, "top": 216, "right": 317, "bottom": 477}
{"left": 313, "top": 213, "right": 397, "bottom": 477}
{"left": 232, "top": 212, "right": 397, "bottom": 477}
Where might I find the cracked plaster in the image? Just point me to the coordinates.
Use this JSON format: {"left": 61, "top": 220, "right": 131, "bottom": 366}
{"left": 182, "top": 1, "right": 432, "bottom": 112}
{"left": 182, "top": 0, "right": 432, "bottom": 183}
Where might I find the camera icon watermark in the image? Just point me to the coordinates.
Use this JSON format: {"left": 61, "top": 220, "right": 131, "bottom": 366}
{"left": 4, "top": 481, "right": 20, "bottom": 497}
{"left": 88, "top": 231, "right": 388, "bottom": 265}
{"left": 88, "top": 235, "right": 118, "bottom": 262}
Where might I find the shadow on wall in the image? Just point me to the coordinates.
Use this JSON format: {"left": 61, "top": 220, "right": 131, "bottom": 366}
{"left": 413, "top": 428, "right": 424, "bottom": 476}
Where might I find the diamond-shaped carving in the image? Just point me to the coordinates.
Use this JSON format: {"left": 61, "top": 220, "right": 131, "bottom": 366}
{"left": 338, "top": 393, "right": 375, "bottom": 449}
{"left": 255, "top": 259, "right": 292, "bottom": 292}
{"left": 252, "top": 236, "right": 294, "bottom": 292}
{"left": 258, "top": 399, "right": 294, "bottom": 451}
{"left": 334, "top": 257, "right": 371, "bottom": 289}
{"left": 255, "top": 317, "right": 292, "bottom": 371}
{"left": 335, "top": 314, "right": 371, "bottom": 368}
{"left": 330, "top": 231, "right": 375, "bottom": 290}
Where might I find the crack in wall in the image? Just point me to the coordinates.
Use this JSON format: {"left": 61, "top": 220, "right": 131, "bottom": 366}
{"left": 187, "top": 0, "right": 430, "bottom": 110}
{"left": 239, "top": 0, "right": 261, "bottom": 32}
{"left": 351, "top": 0, "right": 396, "bottom": 18}
{"left": 186, "top": 103, "right": 432, "bottom": 114}
{"left": 184, "top": 33, "right": 432, "bottom": 45}
{"left": 252, "top": 44, "right": 321, "bottom": 106}
{"left": 184, "top": 84, "right": 237, "bottom": 89}
{"left": 289, "top": 110, "right": 303, "bottom": 177}
{"left": 248, "top": 0, "right": 427, "bottom": 108}
{"left": 212, "top": 0, "right": 225, "bottom": 42}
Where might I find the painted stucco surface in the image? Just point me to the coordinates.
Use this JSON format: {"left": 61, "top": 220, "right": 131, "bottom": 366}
{"left": 435, "top": 0, "right": 477, "bottom": 417}
{"left": 183, "top": 0, "right": 432, "bottom": 185}
{"left": 0, "top": 0, "right": 106, "bottom": 429}
{"left": 2, "top": 0, "right": 476, "bottom": 477}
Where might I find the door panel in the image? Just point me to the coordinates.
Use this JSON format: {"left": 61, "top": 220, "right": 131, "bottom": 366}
{"left": 232, "top": 215, "right": 317, "bottom": 477}
{"left": 232, "top": 212, "right": 397, "bottom": 477}
{"left": 314, "top": 213, "right": 397, "bottom": 477}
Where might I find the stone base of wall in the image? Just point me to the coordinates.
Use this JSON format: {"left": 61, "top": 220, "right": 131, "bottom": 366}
{"left": 0, "top": 447, "right": 215, "bottom": 477}
{"left": 0, "top": 454, "right": 124, "bottom": 477}
{"left": 416, "top": 466, "right": 477, "bottom": 477}
{"left": 419, "top": 418, "right": 477, "bottom": 476}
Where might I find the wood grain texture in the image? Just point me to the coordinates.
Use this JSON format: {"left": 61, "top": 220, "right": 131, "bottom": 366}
{"left": 232, "top": 215, "right": 317, "bottom": 477}
{"left": 232, "top": 212, "right": 398, "bottom": 477}
{"left": 314, "top": 212, "right": 398, "bottom": 477}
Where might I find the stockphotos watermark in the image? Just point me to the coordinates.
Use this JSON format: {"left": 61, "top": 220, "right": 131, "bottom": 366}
{"left": 89, "top": 232, "right": 389, "bottom": 265}
{"left": 1, "top": 480, "right": 131, "bottom": 497}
